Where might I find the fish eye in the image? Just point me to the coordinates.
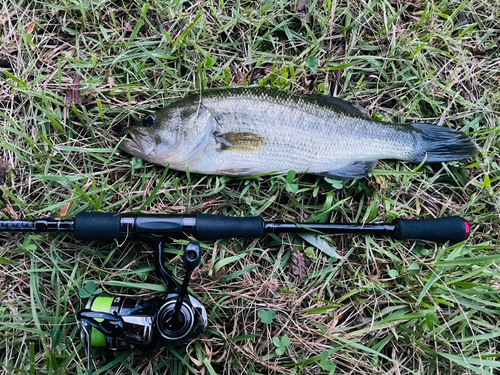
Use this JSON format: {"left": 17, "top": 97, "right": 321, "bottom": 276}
{"left": 142, "top": 114, "right": 156, "bottom": 127}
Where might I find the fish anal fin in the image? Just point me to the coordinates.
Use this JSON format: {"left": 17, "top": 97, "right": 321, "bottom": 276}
{"left": 315, "top": 95, "right": 369, "bottom": 118}
{"left": 214, "top": 131, "right": 267, "bottom": 152}
{"left": 317, "top": 159, "right": 378, "bottom": 180}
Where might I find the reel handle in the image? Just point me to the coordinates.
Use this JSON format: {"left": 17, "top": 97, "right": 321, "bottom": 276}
{"left": 168, "top": 241, "right": 201, "bottom": 328}
{"left": 152, "top": 241, "right": 207, "bottom": 342}
{"left": 183, "top": 241, "right": 202, "bottom": 271}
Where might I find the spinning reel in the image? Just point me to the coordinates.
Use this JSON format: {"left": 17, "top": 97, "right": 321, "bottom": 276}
{"left": 77, "top": 240, "right": 207, "bottom": 369}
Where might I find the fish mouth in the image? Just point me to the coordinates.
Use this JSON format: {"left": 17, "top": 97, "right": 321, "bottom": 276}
{"left": 119, "top": 128, "right": 156, "bottom": 158}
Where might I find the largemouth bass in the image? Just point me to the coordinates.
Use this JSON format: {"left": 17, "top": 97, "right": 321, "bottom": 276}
{"left": 119, "top": 88, "right": 477, "bottom": 179}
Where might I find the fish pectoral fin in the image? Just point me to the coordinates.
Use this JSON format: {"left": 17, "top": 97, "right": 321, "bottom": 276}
{"left": 213, "top": 130, "right": 233, "bottom": 148}
{"left": 315, "top": 95, "right": 369, "bottom": 118}
{"left": 317, "top": 160, "right": 378, "bottom": 180}
{"left": 214, "top": 131, "right": 267, "bottom": 152}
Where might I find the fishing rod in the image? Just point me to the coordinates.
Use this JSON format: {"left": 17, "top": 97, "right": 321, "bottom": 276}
{"left": 0, "top": 211, "right": 469, "bottom": 243}
{"left": 0, "top": 212, "right": 469, "bottom": 370}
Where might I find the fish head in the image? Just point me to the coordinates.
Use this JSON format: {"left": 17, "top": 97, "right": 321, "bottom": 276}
{"left": 120, "top": 103, "right": 215, "bottom": 168}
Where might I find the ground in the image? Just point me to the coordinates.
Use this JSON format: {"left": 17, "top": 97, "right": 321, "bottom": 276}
{"left": 0, "top": 0, "right": 499, "bottom": 374}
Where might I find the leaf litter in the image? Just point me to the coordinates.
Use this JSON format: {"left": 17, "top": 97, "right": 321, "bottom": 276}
{"left": 65, "top": 72, "right": 82, "bottom": 106}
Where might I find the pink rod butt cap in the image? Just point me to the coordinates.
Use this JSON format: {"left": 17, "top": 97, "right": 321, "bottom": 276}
{"left": 463, "top": 220, "right": 470, "bottom": 239}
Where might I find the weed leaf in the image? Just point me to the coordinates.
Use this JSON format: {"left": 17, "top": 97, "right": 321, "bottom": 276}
{"left": 258, "top": 310, "right": 276, "bottom": 324}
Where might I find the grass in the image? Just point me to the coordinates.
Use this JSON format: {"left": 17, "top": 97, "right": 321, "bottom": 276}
{"left": 0, "top": 0, "right": 499, "bottom": 374}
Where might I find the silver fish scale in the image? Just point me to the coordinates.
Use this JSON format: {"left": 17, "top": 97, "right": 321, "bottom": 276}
{"left": 189, "top": 88, "right": 417, "bottom": 175}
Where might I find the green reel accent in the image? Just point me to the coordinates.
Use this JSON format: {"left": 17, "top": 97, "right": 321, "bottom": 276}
{"left": 89, "top": 296, "right": 114, "bottom": 347}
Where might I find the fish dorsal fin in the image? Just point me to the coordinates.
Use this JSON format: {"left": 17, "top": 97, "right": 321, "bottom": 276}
{"left": 214, "top": 131, "right": 267, "bottom": 152}
{"left": 314, "top": 95, "right": 369, "bottom": 118}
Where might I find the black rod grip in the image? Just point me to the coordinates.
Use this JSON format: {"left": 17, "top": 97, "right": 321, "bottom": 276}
{"left": 73, "top": 212, "right": 123, "bottom": 241}
{"left": 195, "top": 214, "right": 264, "bottom": 240}
{"left": 393, "top": 217, "right": 469, "bottom": 243}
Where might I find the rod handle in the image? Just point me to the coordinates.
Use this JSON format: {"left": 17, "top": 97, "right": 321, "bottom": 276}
{"left": 394, "top": 217, "right": 469, "bottom": 243}
{"left": 74, "top": 212, "right": 122, "bottom": 240}
{"left": 195, "top": 214, "right": 264, "bottom": 240}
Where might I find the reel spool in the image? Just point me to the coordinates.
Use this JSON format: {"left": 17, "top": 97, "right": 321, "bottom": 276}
{"left": 77, "top": 241, "right": 208, "bottom": 370}
{"left": 80, "top": 296, "right": 157, "bottom": 350}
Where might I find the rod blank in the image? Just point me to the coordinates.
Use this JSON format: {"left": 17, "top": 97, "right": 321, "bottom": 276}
{"left": 0, "top": 220, "right": 73, "bottom": 232}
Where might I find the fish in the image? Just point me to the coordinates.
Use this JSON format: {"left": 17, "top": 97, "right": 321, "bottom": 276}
{"left": 119, "top": 87, "right": 477, "bottom": 180}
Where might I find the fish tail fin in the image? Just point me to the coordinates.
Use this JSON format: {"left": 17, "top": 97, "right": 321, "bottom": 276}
{"left": 411, "top": 123, "right": 478, "bottom": 163}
